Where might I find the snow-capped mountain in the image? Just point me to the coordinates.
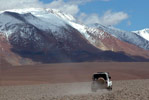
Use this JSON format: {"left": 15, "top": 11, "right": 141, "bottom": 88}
{"left": 94, "top": 24, "right": 149, "bottom": 50}
{"left": 0, "top": 8, "right": 149, "bottom": 65}
{"left": 0, "top": 8, "right": 109, "bottom": 54}
{"left": 0, "top": 8, "right": 104, "bottom": 44}
{"left": 0, "top": 8, "right": 72, "bottom": 40}
{"left": 0, "top": 8, "right": 105, "bottom": 65}
{"left": 133, "top": 28, "right": 149, "bottom": 41}
{"left": 0, "top": 8, "right": 91, "bottom": 51}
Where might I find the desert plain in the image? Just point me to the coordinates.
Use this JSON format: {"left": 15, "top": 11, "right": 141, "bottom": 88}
{"left": 0, "top": 62, "right": 149, "bottom": 100}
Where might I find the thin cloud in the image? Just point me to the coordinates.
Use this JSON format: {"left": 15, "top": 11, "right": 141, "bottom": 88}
{"left": 0, "top": 0, "right": 43, "bottom": 11}
{"left": 46, "top": 0, "right": 93, "bottom": 16}
{"left": 79, "top": 13, "right": 100, "bottom": 25}
{"left": 0, "top": 0, "right": 83, "bottom": 16}
{"left": 0, "top": 0, "right": 128, "bottom": 26}
{"left": 67, "top": 0, "right": 93, "bottom": 5}
{"left": 100, "top": 10, "right": 129, "bottom": 26}
{"left": 46, "top": 0, "right": 80, "bottom": 16}
{"left": 79, "top": 10, "right": 129, "bottom": 26}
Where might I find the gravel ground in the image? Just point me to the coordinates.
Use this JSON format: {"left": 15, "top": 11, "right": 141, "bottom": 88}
{"left": 0, "top": 79, "right": 149, "bottom": 100}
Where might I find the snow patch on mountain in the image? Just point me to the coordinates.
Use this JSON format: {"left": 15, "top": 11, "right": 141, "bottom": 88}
{"left": 132, "top": 28, "right": 149, "bottom": 41}
{"left": 0, "top": 13, "right": 24, "bottom": 39}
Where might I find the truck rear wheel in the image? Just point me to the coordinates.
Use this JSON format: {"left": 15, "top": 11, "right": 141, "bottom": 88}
{"left": 107, "top": 86, "right": 112, "bottom": 91}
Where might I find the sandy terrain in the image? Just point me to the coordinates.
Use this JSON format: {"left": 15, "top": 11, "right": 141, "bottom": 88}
{"left": 0, "top": 62, "right": 149, "bottom": 100}
{"left": 0, "top": 79, "right": 149, "bottom": 100}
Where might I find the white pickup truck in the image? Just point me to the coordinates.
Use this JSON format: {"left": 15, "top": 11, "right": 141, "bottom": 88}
{"left": 91, "top": 72, "right": 112, "bottom": 92}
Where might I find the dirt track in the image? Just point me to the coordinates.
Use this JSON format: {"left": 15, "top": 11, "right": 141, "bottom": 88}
{"left": 0, "top": 79, "right": 149, "bottom": 100}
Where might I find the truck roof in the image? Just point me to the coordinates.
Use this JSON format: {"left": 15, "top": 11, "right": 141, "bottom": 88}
{"left": 96, "top": 72, "right": 109, "bottom": 74}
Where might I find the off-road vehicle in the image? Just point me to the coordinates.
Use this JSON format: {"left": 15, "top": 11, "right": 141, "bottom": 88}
{"left": 91, "top": 72, "right": 112, "bottom": 92}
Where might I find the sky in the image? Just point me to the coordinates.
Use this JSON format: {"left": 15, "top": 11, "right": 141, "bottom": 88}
{"left": 0, "top": 0, "right": 148, "bottom": 31}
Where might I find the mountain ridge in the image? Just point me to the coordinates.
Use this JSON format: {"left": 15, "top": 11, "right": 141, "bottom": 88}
{"left": 0, "top": 8, "right": 149, "bottom": 65}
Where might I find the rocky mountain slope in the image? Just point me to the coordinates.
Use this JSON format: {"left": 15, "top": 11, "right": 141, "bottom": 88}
{"left": 94, "top": 24, "right": 149, "bottom": 50}
{"left": 0, "top": 8, "right": 149, "bottom": 65}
